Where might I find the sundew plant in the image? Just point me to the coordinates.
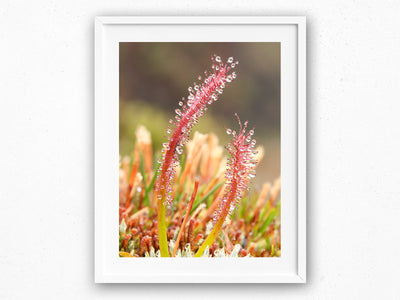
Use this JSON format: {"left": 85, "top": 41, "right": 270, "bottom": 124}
{"left": 119, "top": 55, "right": 281, "bottom": 258}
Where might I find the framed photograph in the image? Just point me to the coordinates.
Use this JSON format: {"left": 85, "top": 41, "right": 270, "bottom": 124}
{"left": 95, "top": 16, "right": 306, "bottom": 283}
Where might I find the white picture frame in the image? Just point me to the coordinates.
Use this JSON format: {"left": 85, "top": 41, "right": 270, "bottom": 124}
{"left": 95, "top": 16, "right": 306, "bottom": 283}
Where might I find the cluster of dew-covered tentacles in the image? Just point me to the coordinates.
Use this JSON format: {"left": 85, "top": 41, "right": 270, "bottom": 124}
{"left": 119, "top": 125, "right": 281, "bottom": 257}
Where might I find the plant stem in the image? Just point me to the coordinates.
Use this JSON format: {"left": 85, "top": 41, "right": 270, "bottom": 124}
{"left": 157, "top": 199, "right": 169, "bottom": 257}
{"left": 194, "top": 216, "right": 224, "bottom": 257}
{"left": 195, "top": 186, "right": 238, "bottom": 257}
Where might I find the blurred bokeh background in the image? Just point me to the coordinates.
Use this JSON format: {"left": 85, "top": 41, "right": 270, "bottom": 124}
{"left": 120, "top": 42, "right": 280, "bottom": 186}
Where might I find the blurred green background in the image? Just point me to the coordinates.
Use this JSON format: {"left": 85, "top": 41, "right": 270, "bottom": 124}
{"left": 119, "top": 42, "right": 280, "bottom": 186}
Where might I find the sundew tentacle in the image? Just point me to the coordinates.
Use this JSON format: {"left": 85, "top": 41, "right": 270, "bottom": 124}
{"left": 154, "top": 55, "right": 238, "bottom": 208}
{"left": 154, "top": 55, "right": 238, "bottom": 257}
{"left": 213, "top": 113, "right": 258, "bottom": 224}
{"left": 195, "top": 115, "right": 258, "bottom": 257}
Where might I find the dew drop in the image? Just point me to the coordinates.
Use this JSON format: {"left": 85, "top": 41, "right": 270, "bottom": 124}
{"left": 178, "top": 101, "right": 183, "bottom": 106}
{"left": 215, "top": 56, "right": 221, "bottom": 62}
{"left": 227, "top": 57, "right": 234, "bottom": 63}
{"left": 226, "top": 129, "right": 232, "bottom": 134}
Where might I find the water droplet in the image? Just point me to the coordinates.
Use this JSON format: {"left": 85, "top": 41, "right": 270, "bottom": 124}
{"left": 231, "top": 63, "right": 236, "bottom": 68}
{"left": 167, "top": 129, "right": 171, "bottom": 134}
{"left": 249, "top": 129, "right": 254, "bottom": 135}
{"left": 226, "top": 75, "right": 232, "bottom": 82}
{"left": 227, "top": 57, "right": 234, "bottom": 63}
{"left": 232, "top": 72, "right": 237, "bottom": 79}
{"left": 169, "top": 119, "right": 173, "bottom": 124}
{"left": 226, "top": 129, "right": 232, "bottom": 134}
{"left": 178, "top": 101, "right": 183, "bottom": 106}
{"left": 198, "top": 75, "right": 202, "bottom": 81}
{"left": 215, "top": 56, "right": 221, "bottom": 62}
{"left": 176, "top": 146, "right": 183, "bottom": 154}
{"left": 175, "top": 109, "right": 181, "bottom": 116}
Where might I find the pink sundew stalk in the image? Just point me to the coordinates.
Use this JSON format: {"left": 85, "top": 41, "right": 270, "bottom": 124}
{"left": 195, "top": 114, "right": 258, "bottom": 257}
{"left": 154, "top": 55, "right": 238, "bottom": 257}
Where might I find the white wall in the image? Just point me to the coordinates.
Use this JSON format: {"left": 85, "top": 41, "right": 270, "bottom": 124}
{"left": 1, "top": 0, "right": 399, "bottom": 299}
